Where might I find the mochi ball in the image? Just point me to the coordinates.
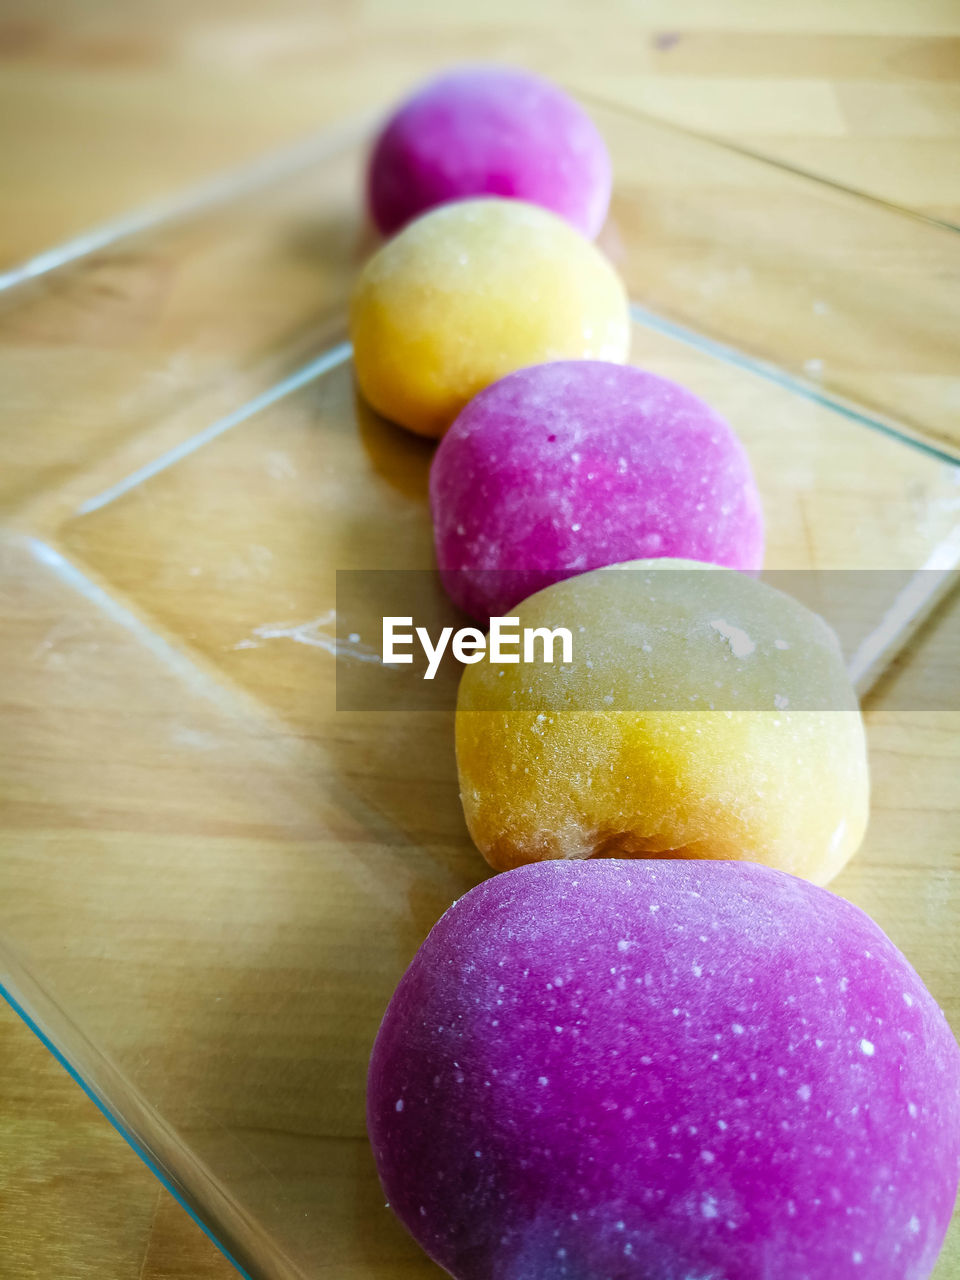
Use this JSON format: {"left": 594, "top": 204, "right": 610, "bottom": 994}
{"left": 368, "top": 859, "right": 960, "bottom": 1280}
{"left": 368, "top": 66, "right": 612, "bottom": 238}
{"left": 431, "top": 362, "right": 765, "bottom": 621}
{"left": 456, "top": 560, "right": 869, "bottom": 884}
{"left": 350, "top": 200, "right": 630, "bottom": 438}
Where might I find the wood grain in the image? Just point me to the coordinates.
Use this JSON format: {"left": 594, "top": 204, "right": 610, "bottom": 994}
{"left": 0, "top": 1, "right": 959, "bottom": 1277}
{"left": 0, "top": 998, "right": 237, "bottom": 1279}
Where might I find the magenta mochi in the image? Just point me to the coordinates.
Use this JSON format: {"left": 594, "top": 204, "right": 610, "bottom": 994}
{"left": 368, "top": 860, "right": 960, "bottom": 1280}
{"left": 430, "top": 361, "right": 765, "bottom": 621}
{"left": 368, "top": 67, "right": 611, "bottom": 239}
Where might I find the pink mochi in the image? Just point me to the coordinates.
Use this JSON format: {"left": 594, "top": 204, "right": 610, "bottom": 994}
{"left": 368, "top": 67, "right": 611, "bottom": 238}
{"left": 368, "top": 860, "right": 960, "bottom": 1280}
{"left": 430, "top": 361, "right": 765, "bottom": 622}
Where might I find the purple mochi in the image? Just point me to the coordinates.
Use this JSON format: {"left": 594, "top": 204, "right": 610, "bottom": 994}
{"left": 368, "top": 859, "right": 960, "bottom": 1280}
{"left": 430, "top": 361, "right": 765, "bottom": 622}
{"left": 368, "top": 67, "right": 611, "bottom": 239}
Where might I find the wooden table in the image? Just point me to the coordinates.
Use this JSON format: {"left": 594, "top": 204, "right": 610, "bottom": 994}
{"left": 0, "top": 2, "right": 958, "bottom": 1277}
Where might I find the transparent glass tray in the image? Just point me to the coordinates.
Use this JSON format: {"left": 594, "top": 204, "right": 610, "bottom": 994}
{"left": 1, "top": 96, "right": 959, "bottom": 1280}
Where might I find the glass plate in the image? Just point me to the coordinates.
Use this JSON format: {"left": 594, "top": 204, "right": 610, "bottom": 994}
{"left": 1, "top": 96, "right": 959, "bottom": 1280}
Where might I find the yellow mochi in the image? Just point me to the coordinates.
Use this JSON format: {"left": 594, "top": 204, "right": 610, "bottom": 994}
{"left": 349, "top": 198, "right": 630, "bottom": 437}
{"left": 455, "top": 561, "right": 869, "bottom": 886}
